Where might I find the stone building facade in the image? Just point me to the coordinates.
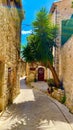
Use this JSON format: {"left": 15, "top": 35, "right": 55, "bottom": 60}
{"left": 26, "top": 62, "right": 53, "bottom": 83}
{"left": 0, "top": 0, "right": 23, "bottom": 111}
{"left": 50, "top": 0, "right": 73, "bottom": 112}
{"left": 19, "top": 59, "right": 26, "bottom": 77}
{"left": 61, "top": 36, "right": 73, "bottom": 112}
{"left": 50, "top": 0, "right": 73, "bottom": 77}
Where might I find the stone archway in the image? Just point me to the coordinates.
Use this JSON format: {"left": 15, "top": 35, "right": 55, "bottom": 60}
{"left": 38, "top": 67, "right": 44, "bottom": 81}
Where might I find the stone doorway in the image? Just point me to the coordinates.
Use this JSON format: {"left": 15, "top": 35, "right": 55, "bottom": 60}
{"left": 38, "top": 67, "right": 44, "bottom": 81}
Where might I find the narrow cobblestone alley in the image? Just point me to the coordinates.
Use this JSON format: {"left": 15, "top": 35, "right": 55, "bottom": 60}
{"left": 0, "top": 78, "right": 73, "bottom": 130}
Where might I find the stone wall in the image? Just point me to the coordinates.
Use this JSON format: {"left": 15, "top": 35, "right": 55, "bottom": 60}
{"left": 19, "top": 59, "right": 26, "bottom": 77}
{"left": 61, "top": 36, "right": 73, "bottom": 112}
{"left": 50, "top": 0, "right": 73, "bottom": 77}
{"left": 0, "top": 2, "right": 23, "bottom": 111}
{"left": 26, "top": 62, "right": 53, "bottom": 83}
{"left": 50, "top": 0, "right": 73, "bottom": 112}
{"left": 26, "top": 62, "right": 40, "bottom": 83}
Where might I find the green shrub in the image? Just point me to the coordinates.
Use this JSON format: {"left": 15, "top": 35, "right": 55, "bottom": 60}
{"left": 47, "top": 79, "right": 55, "bottom": 86}
{"left": 61, "top": 95, "right": 66, "bottom": 104}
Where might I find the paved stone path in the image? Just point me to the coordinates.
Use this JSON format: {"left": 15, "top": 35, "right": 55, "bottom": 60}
{"left": 0, "top": 78, "right": 73, "bottom": 130}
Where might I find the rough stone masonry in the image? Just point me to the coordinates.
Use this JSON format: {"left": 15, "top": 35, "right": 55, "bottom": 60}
{"left": 50, "top": 0, "right": 73, "bottom": 113}
{"left": 0, "top": 0, "right": 24, "bottom": 111}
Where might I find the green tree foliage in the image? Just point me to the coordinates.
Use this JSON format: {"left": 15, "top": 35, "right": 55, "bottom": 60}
{"left": 22, "top": 35, "right": 37, "bottom": 62}
{"left": 33, "top": 8, "right": 57, "bottom": 64}
{"left": 22, "top": 8, "right": 57, "bottom": 64}
{"left": 22, "top": 8, "right": 60, "bottom": 87}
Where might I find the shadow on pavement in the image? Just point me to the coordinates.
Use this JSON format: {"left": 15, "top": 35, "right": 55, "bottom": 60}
{"left": 0, "top": 78, "right": 73, "bottom": 130}
{"left": 5, "top": 79, "right": 73, "bottom": 130}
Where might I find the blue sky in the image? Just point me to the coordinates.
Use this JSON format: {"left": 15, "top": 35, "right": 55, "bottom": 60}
{"left": 21, "top": 0, "right": 56, "bottom": 45}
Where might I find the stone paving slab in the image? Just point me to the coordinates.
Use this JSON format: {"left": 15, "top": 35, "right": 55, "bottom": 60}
{"left": 30, "top": 81, "right": 73, "bottom": 130}
{"left": 31, "top": 81, "right": 48, "bottom": 93}
{"left": 0, "top": 79, "right": 73, "bottom": 130}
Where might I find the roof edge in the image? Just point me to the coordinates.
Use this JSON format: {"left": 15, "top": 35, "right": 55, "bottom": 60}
{"left": 50, "top": 0, "right": 62, "bottom": 13}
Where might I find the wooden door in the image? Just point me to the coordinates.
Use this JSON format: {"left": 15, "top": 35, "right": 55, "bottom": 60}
{"left": 38, "top": 67, "right": 44, "bottom": 81}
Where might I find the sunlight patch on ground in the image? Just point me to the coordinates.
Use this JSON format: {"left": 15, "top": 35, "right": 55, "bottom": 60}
{"left": 14, "top": 89, "right": 35, "bottom": 103}
{"left": 20, "top": 76, "right": 26, "bottom": 80}
{"left": 38, "top": 119, "right": 54, "bottom": 129}
{"left": 38, "top": 120, "right": 71, "bottom": 130}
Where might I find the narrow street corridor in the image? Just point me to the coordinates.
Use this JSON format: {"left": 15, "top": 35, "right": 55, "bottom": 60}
{"left": 0, "top": 78, "right": 73, "bottom": 130}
